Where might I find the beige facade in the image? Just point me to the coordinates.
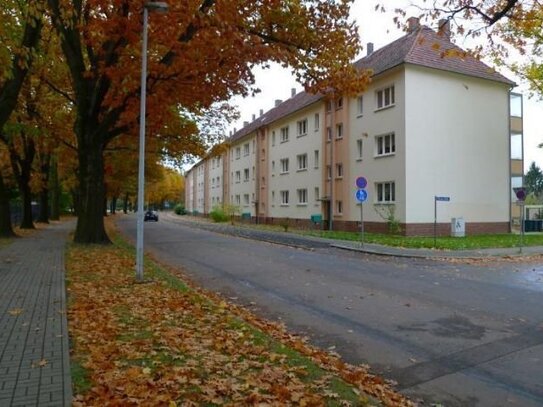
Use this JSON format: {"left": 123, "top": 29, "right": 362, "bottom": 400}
{"left": 185, "top": 20, "right": 521, "bottom": 235}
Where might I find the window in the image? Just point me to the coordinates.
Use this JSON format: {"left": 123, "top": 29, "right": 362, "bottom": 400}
{"left": 510, "top": 93, "right": 522, "bottom": 117}
{"left": 235, "top": 171, "right": 241, "bottom": 183}
{"left": 376, "top": 133, "right": 395, "bottom": 156}
{"left": 314, "top": 187, "right": 320, "bottom": 202}
{"left": 235, "top": 194, "right": 241, "bottom": 205}
{"left": 511, "top": 176, "right": 523, "bottom": 200}
{"left": 336, "top": 123, "right": 343, "bottom": 139}
{"left": 511, "top": 133, "right": 523, "bottom": 160}
{"left": 297, "top": 119, "right": 308, "bottom": 137}
{"left": 217, "top": 176, "right": 220, "bottom": 185}
{"left": 326, "top": 100, "right": 332, "bottom": 112}
{"left": 244, "top": 194, "right": 250, "bottom": 205}
{"left": 314, "top": 113, "right": 320, "bottom": 131}
{"left": 261, "top": 176, "right": 265, "bottom": 186}
{"left": 336, "top": 163, "right": 343, "bottom": 178}
{"left": 297, "top": 189, "right": 308, "bottom": 205}
{"left": 357, "top": 95, "right": 363, "bottom": 116}
{"left": 314, "top": 150, "right": 319, "bottom": 168}
{"left": 272, "top": 160, "right": 275, "bottom": 173}
{"left": 280, "top": 158, "right": 289, "bottom": 174}
{"left": 376, "top": 181, "right": 396, "bottom": 203}
{"left": 356, "top": 139, "right": 363, "bottom": 160}
{"left": 297, "top": 154, "right": 308, "bottom": 171}
{"left": 272, "top": 191, "right": 275, "bottom": 203}
{"left": 326, "top": 165, "right": 332, "bottom": 180}
{"left": 336, "top": 97, "right": 343, "bottom": 110}
{"left": 280, "top": 126, "right": 289, "bottom": 143}
{"left": 244, "top": 168, "right": 249, "bottom": 182}
{"left": 336, "top": 200, "right": 343, "bottom": 214}
{"left": 252, "top": 140, "right": 255, "bottom": 153}
{"left": 252, "top": 166, "right": 255, "bottom": 179}
{"left": 326, "top": 127, "right": 332, "bottom": 141}
{"left": 272, "top": 131, "right": 276, "bottom": 146}
{"left": 235, "top": 147, "right": 241, "bottom": 159}
{"left": 244, "top": 143, "right": 250, "bottom": 156}
{"left": 280, "top": 190, "right": 289, "bottom": 205}
{"left": 376, "top": 85, "right": 395, "bottom": 109}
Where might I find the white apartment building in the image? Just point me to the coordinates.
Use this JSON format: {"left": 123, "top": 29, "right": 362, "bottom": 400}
{"left": 185, "top": 18, "right": 522, "bottom": 235}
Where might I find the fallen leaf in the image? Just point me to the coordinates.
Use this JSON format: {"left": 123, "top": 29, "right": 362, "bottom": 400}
{"left": 8, "top": 308, "right": 24, "bottom": 316}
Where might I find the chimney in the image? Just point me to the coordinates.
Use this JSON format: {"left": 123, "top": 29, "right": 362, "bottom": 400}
{"left": 275, "top": 99, "right": 282, "bottom": 107}
{"left": 243, "top": 121, "right": 249, "bottom": 127}
{"left": 259, "top": 109, "right": 263, "bottom": 116}
{"left": 291, "top": 88, "right": 296, "bottom": 97}
{"left": 367, "top": 42, "right": 374, "bottom": 56}
{"left": 407, "top": 17, "right": 420, "bottom": 33}
{"left": 438, "top": 19, "right": 451, "bottom": 40}
{"left": 233, "top": 127, "right": 237, "bottom": 133}
{"left": 252, "top": 114, "right": 256, "bottom": 121}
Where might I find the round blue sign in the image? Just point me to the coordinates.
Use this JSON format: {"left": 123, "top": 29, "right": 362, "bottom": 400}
{"left": 355, "top": 189, "right": 368, "bottom": 202}
{"left": 356, "top": 176, "right": 367, "bottom": 189}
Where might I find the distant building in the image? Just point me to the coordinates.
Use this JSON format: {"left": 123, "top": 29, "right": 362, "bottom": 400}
{"left": 185, "top": 18, "right": 522, "bottom": 236}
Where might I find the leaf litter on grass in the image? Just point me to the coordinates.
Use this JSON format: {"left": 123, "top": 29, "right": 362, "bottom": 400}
{"left": 67, "top": 236, "right": 412, "bottom": 406}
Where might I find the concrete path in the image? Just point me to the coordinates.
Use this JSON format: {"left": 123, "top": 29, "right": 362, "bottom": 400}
{"left": 0, "top": 221, "right": 73, "bottom": 407}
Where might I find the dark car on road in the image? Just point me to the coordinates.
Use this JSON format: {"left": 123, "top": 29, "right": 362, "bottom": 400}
{"left": 144, "top": 210, "right": 159, "bottom": 222}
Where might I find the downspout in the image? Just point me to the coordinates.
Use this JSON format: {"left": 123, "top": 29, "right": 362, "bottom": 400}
{"left": 329, "top": 95, "right": 335, "bottom": 231}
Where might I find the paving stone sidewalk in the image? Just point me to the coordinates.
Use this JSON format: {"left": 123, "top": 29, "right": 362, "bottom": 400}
{"left": 0, "top": 221, "right": 73, "bottom": 407}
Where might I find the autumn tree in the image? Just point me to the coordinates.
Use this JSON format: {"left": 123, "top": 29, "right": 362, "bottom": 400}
{"left": 45, "top": 0, "right": 369, "bottom": 244}
{"left": 525, "top": 161, "right": 543, "bottom": 199}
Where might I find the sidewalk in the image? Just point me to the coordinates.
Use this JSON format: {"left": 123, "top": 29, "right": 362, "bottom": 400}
{"left": 0, "top": 221, "right": 73, "bottom": 407}
{"left": 332, "top": 240, "right": 543, "bottom": 259}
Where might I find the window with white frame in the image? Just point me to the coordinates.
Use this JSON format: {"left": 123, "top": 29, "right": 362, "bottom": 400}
{"left": 243, "top": 194, "right": 250, "bottom": 205}
{"left": 314, "top": 113, "right": 320, "bottom": 131}
{"left": 297, "top": 189, "right": 308, "bottom": 205}
{"left": 280, "top": 190, "right": 289, "bottom": 205}
{"left": 243, "top": 143, "right": 249, "bottom": 156}
{"left": 235, "top": 171, "right": 241, "bottom": 183}
{"left": 243, "top": 168, "right": 249, "bottom": 182}
{"left": 252, "top": 166, "right": 255, "bottom": 179}
{"left": 280, "top": 126, "right": 289, "bottom": 143}
{"left": 336, "top": 97, "right": 343, "bottom": 110}
{"left": 336, "top": 200, "right": 343, "bottom": 214}
{"left": 356, "top": 139, "right": 363, "bottom": 160}
{"left": 297, "top": 119, "right": 308, "bottom": 137}
{"left": 272, "top": 131, "right": 276, "bottom": 146}
{"left": 271, "top": 191, "right": 275, "bottom": 204}
{"left": 376, "top": 133, "right": 395, "bottom": 156}
{"left": 314, "top": 187, "right": 320, "bottom": 202}
{"left": 336, "top": 123, "right": 343, "bottom": 139}
{"left": 252, "top": 140, "right": 255, "bottom": 153}
{"left": 235, "top": 147, "right": 241, "bottom": 159}
{"left": 336, "top": 163, "right": 343, "bottom": 178}
{"left": 297, "top": 154, "right": 308, "bottom": 171}
{"left": 280, "top": 158, "right": 289, "bottom": 174}
{"left": 217, "top": 176, "right": 220, "bottom": 185}
{"left": 272, "top": 160, "right": 275, "bottom": 173}
{"left": 235, "top": 194, "right": 241, "bottom": 205}
{"left": 326, "top": 165, "right": 332, "bottom": 179}
{"left": 357, "top": 95, "right": 363, "bottom": 116}
{"left": 314, "top": 150, "right": 319, "bottom": 168}
{"left": 376, "top": 85, "right": 395, "bottom": 109}
{"left": 376, "top": 181, "right": 395, "bottom": 203}
{"left": 326, "top": 127, "right": 332, "bottom": 141}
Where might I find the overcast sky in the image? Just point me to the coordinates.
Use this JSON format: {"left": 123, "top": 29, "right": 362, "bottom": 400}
{"left": 228, "top": 0, "right": 543, "bottom": 172}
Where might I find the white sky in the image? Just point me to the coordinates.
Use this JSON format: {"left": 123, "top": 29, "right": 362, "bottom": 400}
{"left": 228, "top": 0, "right": 543, "bottom": 172}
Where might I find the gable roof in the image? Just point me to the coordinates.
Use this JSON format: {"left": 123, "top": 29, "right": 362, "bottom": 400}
{"left": 354, "top": 26, "right": 514, "bottom": 86}
{"left": 228, "top": 25, "right": 514, "bottom": 146}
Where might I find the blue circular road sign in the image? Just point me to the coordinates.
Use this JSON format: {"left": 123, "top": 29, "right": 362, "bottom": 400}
{"left": 356, "top": 189, "right": 368, "bottom": 202}
{"left": 356, "top": 176, "right": 367, "bottom": 189}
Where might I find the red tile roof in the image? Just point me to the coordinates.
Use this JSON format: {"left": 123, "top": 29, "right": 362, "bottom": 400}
{"left": 228, "top": 25, "right": 514, "bottom": 144}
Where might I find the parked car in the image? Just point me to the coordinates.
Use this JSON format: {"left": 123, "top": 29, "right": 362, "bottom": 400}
{"left": 144, "top": 210, "right": 159, "bottom": 222}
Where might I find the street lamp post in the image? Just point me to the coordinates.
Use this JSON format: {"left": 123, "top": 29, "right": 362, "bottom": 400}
{"left": 136, "top": 2, "right": 168, "bottom": 282}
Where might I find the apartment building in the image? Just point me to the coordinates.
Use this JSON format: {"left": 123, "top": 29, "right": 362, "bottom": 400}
{"left": 186, "top": 18, "right": 521, "bottom": 236}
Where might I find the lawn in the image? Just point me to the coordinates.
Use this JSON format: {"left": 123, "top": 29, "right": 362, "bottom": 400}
{"left": 66, "top": 223, "right": 410, "bottom": 406}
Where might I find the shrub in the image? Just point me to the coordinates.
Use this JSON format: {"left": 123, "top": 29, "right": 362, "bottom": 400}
{"left": 174, "top": 204, "right": 187, "bottom": 215}
{"left": 209, "top": 206, "right": 229, "bottom": 223}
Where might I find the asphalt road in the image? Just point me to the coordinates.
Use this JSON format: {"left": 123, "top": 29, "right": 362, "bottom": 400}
{"left": 115, "top": 213, "right": 543, "bottom": 407}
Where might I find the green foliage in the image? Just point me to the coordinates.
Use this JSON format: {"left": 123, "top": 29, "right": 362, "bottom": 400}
{"left": 525, "top": 161, "right": 543, "bottom": 201}
{"left": 374, "top": 204, "right": 402, "bottom": 234}
{"left": 280, "top": 217, "right": 290, "bottom": 232}
{"left": 174, "top": 203, "right": 187, "bottom": 215}
{"left": 223, "top": 204, "right": 240, "bottom": 225}
{"left": 209, "top": 206, "right": 228, "bottom": 223}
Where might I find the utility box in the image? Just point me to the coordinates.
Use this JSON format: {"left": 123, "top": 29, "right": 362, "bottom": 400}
{"left": 451, "top": 217, "right": 465, "bottom": 237}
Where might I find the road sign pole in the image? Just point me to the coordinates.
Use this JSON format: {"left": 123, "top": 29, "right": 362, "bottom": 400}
{"left": 360, "top": 202, "right": 364, "bottom": 248}
{"left": 434, "top": 196, "right": 437, "bottom": 248}
{"left": 520, "top": 202, "right": 524, "bottom": 254}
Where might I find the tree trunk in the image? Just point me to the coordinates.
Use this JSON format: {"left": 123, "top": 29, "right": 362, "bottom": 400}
{"left": 49, "top": 156, "right": 60, "bottom": 220}
{"left": 110, "top": 196, "right": 117, "bottom": 214}
{"left": 37, "top": 154, "right": 51, "bottom": 223}
{"left": 74, "top": 139, "right": 110, "bottom": 243}
{"left": 0, "top": 170, "right": 15, "bottom": 238}
{"left": 18, "top": 181, "right": 34, "bottom": 229}
{"left": 8, "top": 142, "right": 35, "bottom": 229}
{"left": 123, "top": 193, "right": 129, "bottom": 214}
